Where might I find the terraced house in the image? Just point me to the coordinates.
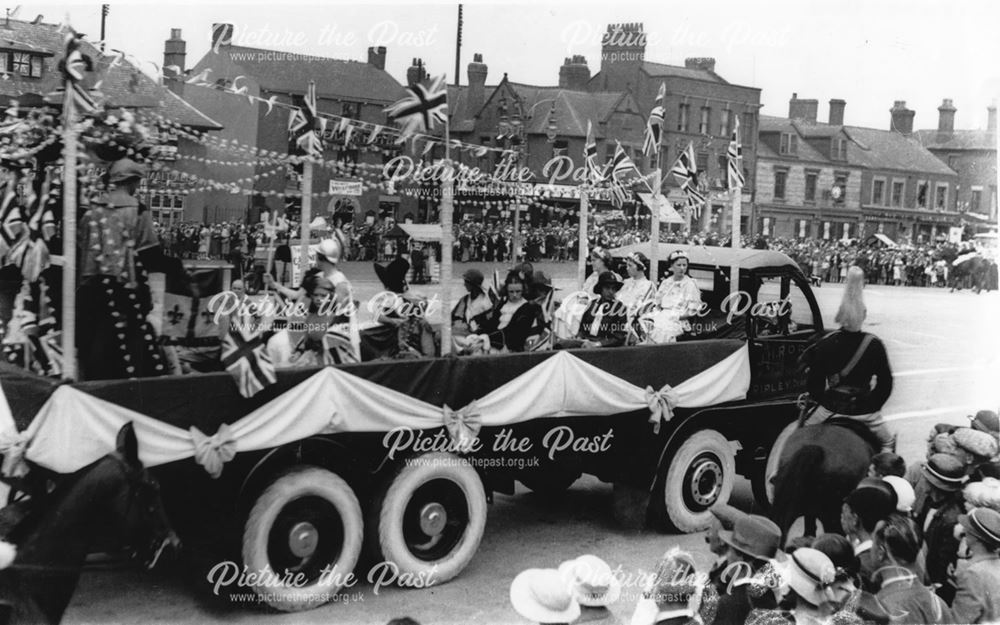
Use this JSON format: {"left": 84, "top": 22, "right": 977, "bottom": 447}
{"left": 755, "top": 95, "right": 958, "bottom": 242}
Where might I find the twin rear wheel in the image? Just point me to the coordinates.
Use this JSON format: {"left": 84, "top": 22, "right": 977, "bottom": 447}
{"left": 241, "top": 454, "right": 487, "bottom": 611}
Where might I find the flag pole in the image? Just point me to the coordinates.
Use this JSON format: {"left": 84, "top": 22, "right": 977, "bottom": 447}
{"left": 577, "top": 187, "right": 588, "bottom": 289}
{"left": 730, "top": 187, "right": 742, "bottom": 295}
{"left": 650, "top": 151, "right": 661, "bottom": 285}
{"left": 61, "top": 81, "right": 78, "bottom": 380}
{"left": 439, "top": 115, "right": 454, "bottom": 356}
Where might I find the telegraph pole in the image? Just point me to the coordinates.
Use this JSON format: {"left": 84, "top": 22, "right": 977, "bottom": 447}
{"left": 100, "top": 5, "right": 109, "bottom": 50}
{"left": 454, "top": 4, "right": 463, "bottom": 87}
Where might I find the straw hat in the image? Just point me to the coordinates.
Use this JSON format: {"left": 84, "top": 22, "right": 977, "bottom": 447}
{"left": 882, "top": 476, "right": 916, "bottom": 513}
{"left": 959, "top": 507, "right": 1000, "bottom": 550}
{"left": 558, "top": 555, "right": 622, "bottom": 607}
{"left": 786, "top": 548, "right": 838, "bottom": 608}
{"left": 719, "top": 515, "right": 782, "bottom": 561}
{"left": 510, "top": 568, "right": 581, "bottom": 624}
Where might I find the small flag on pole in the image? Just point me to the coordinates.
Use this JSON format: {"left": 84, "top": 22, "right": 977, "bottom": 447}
{"left": 221, "top": 325, "right": 277, "bottom": 398}
{"left": 727, "top": 115, "right": 746, "bottom": 189}
{"left": 384, "top": 74, "right": 448, "bottom": 139}
{"left": 288, "top": 81, "right": 323, "bottom": 157}
{"left": 670, "top": 141, "right": 705, "bottom": 207}
{"left": 583, "top": 121, "right": 601, "bottom": 186}
{"left": 58, "top": 32, "right": 97, "bottom": 115}
{"left": 643, "top": 82, "right": 665, "bottom": 157}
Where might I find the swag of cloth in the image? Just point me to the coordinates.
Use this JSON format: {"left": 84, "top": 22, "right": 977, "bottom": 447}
{"left": 6, "top": 343, "right": 750, "bottom": 478}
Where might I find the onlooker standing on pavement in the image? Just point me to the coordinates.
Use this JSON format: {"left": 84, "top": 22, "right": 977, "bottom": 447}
{"left": 950, "top": 507, "right": 1000, "bottom": 623}
{"left": 841, "top": 477, "right": 899, "bottom": 588}
{"left": 917, "top": 453, "right": 968, "bottom": 604}
{"left": 871, "top": 513, "right": 951, "bottom": 624}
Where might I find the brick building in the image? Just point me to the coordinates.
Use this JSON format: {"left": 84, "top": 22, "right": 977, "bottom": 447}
{"left": 0, "top": 17, "right": 221, "bottom": 225}
{"left": 916, "top": 101, "right": 998, "bottom": 234}
{"left": 755, "top": 95, "right": 959, "bottom": 242}
{"left": 179, "top": 23, "right": 415, "bottom": 225}
{"left": 587, "top": 23, "right": 762, "bottom": 233}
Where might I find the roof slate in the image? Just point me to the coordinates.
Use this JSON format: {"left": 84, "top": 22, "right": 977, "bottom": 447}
{"left": 914, "top": 128, "right": 997, "bottom": 151}
{"left": 844, "top": 126, "right": 956, "bottom": 175}
{"left": 641, "top": 61, "right": 726, "bottom": 84}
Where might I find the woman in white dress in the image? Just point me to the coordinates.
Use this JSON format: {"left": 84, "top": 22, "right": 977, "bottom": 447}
{"left": 616, "top": 251, "right": 654, "bottom": 317}
{"left": 554, "top": 247, "right": 620, "bottom": 339}
{"left": 644, "top": 250, "right": 702, "bottom": 344}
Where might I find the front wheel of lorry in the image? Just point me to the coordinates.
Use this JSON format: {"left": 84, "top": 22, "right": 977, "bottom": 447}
{"left": 242, "top": 466, "right": 364, "bottom": 612}
{"left": 367, "top": 452, "right": 487, "bottom": 586}
{"left": 653, "top": 430, "right": 736, "bottom": 533}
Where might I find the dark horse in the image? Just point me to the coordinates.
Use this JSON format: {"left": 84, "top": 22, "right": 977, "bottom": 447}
{"left": 950, "top": 254, "right": 991, "bottom": 293}
{"left": 0, "top": 423, "right": 178, "bottom": 625}
{"left": 770, "top": 419, "right": 878, "bottom": 541}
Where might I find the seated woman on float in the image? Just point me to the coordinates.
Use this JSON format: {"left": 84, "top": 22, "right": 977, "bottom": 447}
{"left": 642, "top": 250, "right": 703, "bottom": 344}
{"left": 552, "top": 247, "right": 620, "bottom": 339}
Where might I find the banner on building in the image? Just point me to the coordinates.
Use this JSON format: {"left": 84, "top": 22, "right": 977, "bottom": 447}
{"left": 823, "top": 222, "right": 831, "bottom": 240}
{"left": 799, "top": 220, "right": 807, "bottom": 238}
{"left": 762, "top": 217, "right": 770, "bottom": 236}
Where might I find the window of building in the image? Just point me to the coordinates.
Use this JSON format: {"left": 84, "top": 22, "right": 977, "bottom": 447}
{"left": 891, "top": 180, "right": 904, "bottom": 207}
{"left": 834, "top": 173, "right": 848, "bottom": 204}
{"left": 970, "top": 187, "right": 983, "bottom": 213}
{"left": 947, "top": 154, "right": 957, "bottom": 168}
{"left": 720, "top": 109, "right": 731, "bottom": 137}
{"left": 696, "top": 152, "right": 709, "bottom": 175}
{"left": 677, "top": 104, "right": 689, "bottom": 132}
{"left": 935, "top": 183, "right": 948, "bottom": 210}
{"left": 9, "top": 52, "right": 42, "bottom": 78}
{"left": 871, "top": 178, "right": 885, "bottom": 206}
{"left": 699, "top": 107, "right": 710, "bottom": 134}
{"left": 774, "top": 170, "right": 787, "bottom": 199}
{"left": 341, "top": 101, "right": 361, "bottom": 119}
{"left": 916, "top": 180, "right": 928, "bottom": 208}
{"left": 803, "top": 171, "right": 818, "bottom": 201}
{"left": 0, "top": 53, "right": 6, "bottom": 74}
{"left": 779, "top": 132, "right": 798, "bottom": 155}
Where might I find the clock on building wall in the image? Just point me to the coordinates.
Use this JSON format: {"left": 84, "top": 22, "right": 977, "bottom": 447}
{"left": 830, "top": 185, "right": 842, "bottom": 200}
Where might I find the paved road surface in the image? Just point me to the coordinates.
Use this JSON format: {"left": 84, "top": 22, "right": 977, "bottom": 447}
{"left": 64, "top": 261, "right": 1000, "bottom": 624}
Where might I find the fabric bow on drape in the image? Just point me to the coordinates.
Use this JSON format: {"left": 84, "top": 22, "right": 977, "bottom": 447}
{"left": 443, "top": 402, "right": 482, "bottom": 451}
{"left": 645, "top": 384, "right": 679, "bottom": 434}
{"left": 0, "top": 428, "right": 29, "bottom": 478}
{"left": 190, "top": 424, "right": 237, "bottom": 479}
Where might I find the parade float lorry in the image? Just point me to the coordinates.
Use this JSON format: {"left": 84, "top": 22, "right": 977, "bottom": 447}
{"left": 0, "top": 244, "right": 824, "bottom": 612}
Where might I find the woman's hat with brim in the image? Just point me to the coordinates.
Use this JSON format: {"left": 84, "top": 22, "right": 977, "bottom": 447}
{"left": 923, "top": 453, "right": 969, "bottom": 492}
{"left": 557, "top": 554, "right": 622, "bottom": 607}
{"left": 710, "top": 504, "right": 747, "bottom": 532}
{"left": 785, "top": 548, "right": 838, "bottom": 608}
{"left": 882, "top": 476, "right": 916, "bottom": 513}
{"left": 510, "top": 568, "right": 581, "bottom": 624}
{"left": 959, "top": 507, "right": 1000, "bottom": 550}
{"left": 593, "top": 271, "right": 623, "bottom": 294}
{"left": 719, "top": 514, "right": 782, "bottom": 561}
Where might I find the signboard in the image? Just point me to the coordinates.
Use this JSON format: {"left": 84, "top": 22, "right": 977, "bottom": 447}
{"left": 329, "top": 180, "right": 363, "bottom": 196}
{"left": 948, "top": 226, "right": 964, "bottom": 244}
{"left": 290, "top": 244, "right": 319, "bottom": 286}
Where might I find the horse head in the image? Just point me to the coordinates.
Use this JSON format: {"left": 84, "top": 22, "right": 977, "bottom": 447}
{"left": 108, "top": 423, "right": 181, "bottom": 569}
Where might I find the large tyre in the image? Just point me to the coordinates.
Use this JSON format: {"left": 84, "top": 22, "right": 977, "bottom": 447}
{"left": 656, "top": 430, "right": 736, "bottom": 533}
{"left": 242, "top": 467, "right": 363, "bottom": 612}
{"left": 760, "top": 421, "right": 798, "bottom": 507}
{"left": 369, "top": 452, "right": 486, "bottom": 585}
{"left": 518, "top": 465, "right": 580, "bottom": 496}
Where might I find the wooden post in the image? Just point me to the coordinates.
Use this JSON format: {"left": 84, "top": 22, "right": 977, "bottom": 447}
{"left": 577, "top": 190, "right": 588, "bottom": 289}
{"left": 440, "top": 117, "right": 454, "bottom": 355}
{"left": 61, "top": 87, "right": 78, "bottom": 380}
{"left": 299, "top": 160, "right": 312, "bottom": 281}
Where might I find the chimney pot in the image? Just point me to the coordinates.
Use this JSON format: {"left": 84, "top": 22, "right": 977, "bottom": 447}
{"left": 889, "top": 100, "right": 915, "bottom": 134}
{"left": 164, "top": 27, "right": 187, "bottom": 89}
{"left": 367, "top": 45, "right": 387, "bottom": 70}
{"left": 937, "top": 98, "right": 957, "bottom": 133}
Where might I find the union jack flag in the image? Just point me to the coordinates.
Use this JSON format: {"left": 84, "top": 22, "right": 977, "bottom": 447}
{"left": 670, "top": 142, "right": 705, "bottom": 207}
{"left": 58, "top": 32, "right": 97, "bottom": 116}
{"left": 323, "top": 323, "right": 359, "bottom": 365}
{"left": 643, "top": 82, "right": 666, "bottom": 157}
{"left": 584, "top": 121, "right": 601, "bottom": 186}
{"left": 221, "top": 325, "right": 277, "bottom": 398}
{"left": 288, "top": 81, "right": 323, "bottom": 157}
{"left": 727, "top": 115, "right": 746, "bottom": 189}
{"left": 0, "top": 189, "right": 23, "bottom": 261}
{"left": 384, "top": 74, "right": 448, "bottom": 139}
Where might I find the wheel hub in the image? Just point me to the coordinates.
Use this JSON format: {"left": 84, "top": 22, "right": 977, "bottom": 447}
{"left": 418, "top": 502, "right": 448, "bottom": 536}
{"left": 689, "top": 459, "right": 723, "bottom": 506}
{"left": 287, "top": 521, "right": 319, "bottom": 558}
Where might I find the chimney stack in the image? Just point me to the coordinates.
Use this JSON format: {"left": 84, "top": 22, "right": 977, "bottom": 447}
{"left": 164, "top": 29, "right": 186, "bottom": 77}
{"left": 828, "top": 99, "right": 846, "bottom": 126}
{"left": 367, "top": 46, "right": 387, "bottom": 71}
{"left": 988, "top": 101, "right": 997, "bottom": 132}
{"left": 467, "top": 53, "right": 488, "bottom": 115}
{"left": 684, "top": 57, "right": 716, "bottom": 73}
{"left": 406, "top": 58, "right": 427, "bottom": 86}
{"left": 788, "top": 93, "right": 818, "bottom": 123}
{"left": 937, "top": 99, "right": 956, "bottom": 133}
{"left": 890, "top": 100, "right": 914, "bottom": 135}
{"left": 558, "top": 55, "right": 591, "bottom": 90}
{"left": 211, "top": 23, "right": 234, "bottom": 50}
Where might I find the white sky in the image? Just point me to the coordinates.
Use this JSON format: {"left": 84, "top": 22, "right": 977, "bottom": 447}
{"left": 19, "top": 0, "right": 1000, "bottom": 130}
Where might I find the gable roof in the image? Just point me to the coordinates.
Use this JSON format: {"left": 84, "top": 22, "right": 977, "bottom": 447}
{"left": 210, "top": 45, "right": 407, "bottom": 104}
{"left": 914, "top": 129, "right": 997, "bottom": 151}
{"left": 0, "top": 18, "right": 220, "bottom": 130}
{"left": 844, "top": 126, "right": 956, "bottom": 175}
{"left": 757, "top": 115, "right": 835, "bottom": 164}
